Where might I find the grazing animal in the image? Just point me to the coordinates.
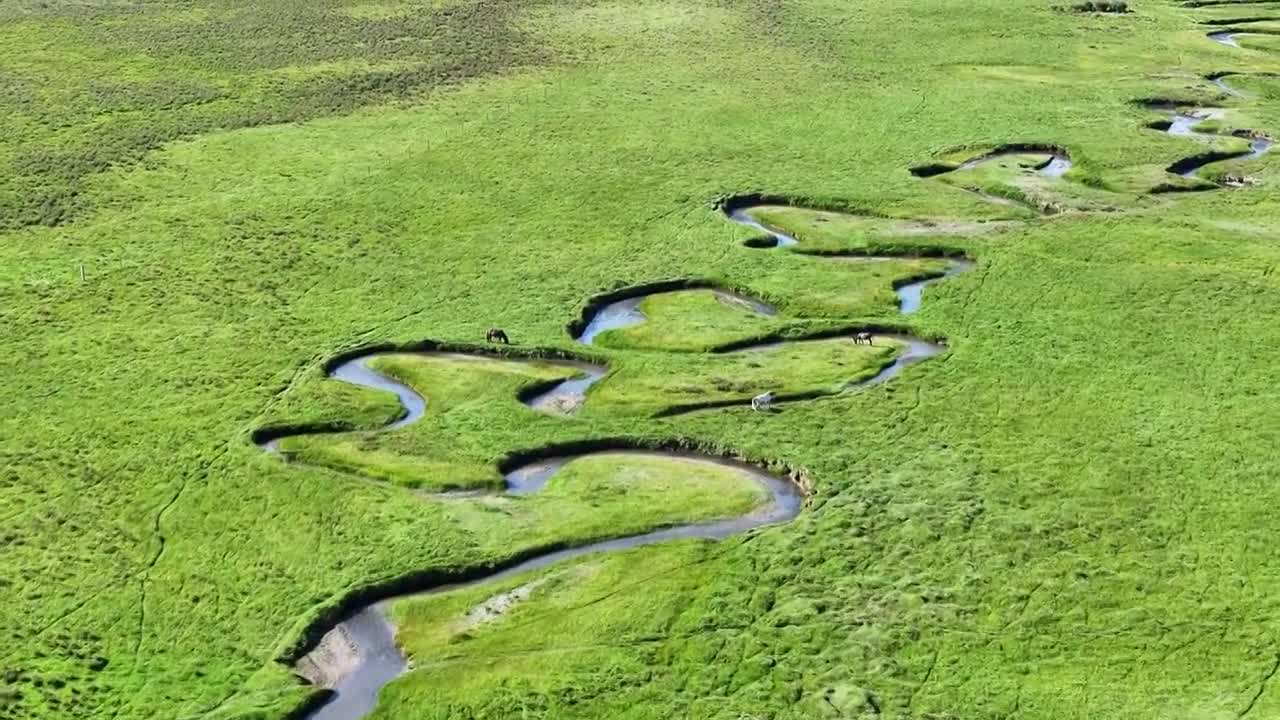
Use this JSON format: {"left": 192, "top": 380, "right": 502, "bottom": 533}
{"left": 486, "top": 328, "right": 510, "bottom": 344}
{"left": 854, "top": 331, "right": 873, "bottom": 346}
{"left": 751, "top": 391, "right": 776, "bottom": 412}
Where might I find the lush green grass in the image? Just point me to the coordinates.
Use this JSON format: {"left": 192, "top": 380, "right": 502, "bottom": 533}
{"left": 0, "top": 0, "right": 543, "bottom": 229}
{"left": 592, "top": 336, "right": 904, "bottom": 414}
{"left": 378, "top": 542, "right": 760, "bottom": 719}
{"left": 8, "top": 0, "right": 1280, "bottom": 719}
{"left": 594, "top": 290, "right": 783, "bottom": 351}
{"left": 748, "top": 204, "right": 1025, "bottom": 248}
{"left": 272, "top": 353, "right": 580, "bottom": 491}
{"left": 510, "top": 452, "right": 768, "bottom": 528}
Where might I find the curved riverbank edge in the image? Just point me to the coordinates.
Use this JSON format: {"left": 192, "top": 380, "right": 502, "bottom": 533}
{"left": 266, "top": 194, "right": 971, "bottom": 720}
{"left": 1186, "top": 0, "right": 1280, "bottom": 7}
{"left": 657, "top": 328, "right": 949, "bottom": 417}
{"left": 793, "top": 245, "right": 972, "bottom": 260}
{"left": 273, "top": 436, "right": 812, "bottom": 697}
{"left": 716, "top": 193, "right": 882, "bottom": 219}
{"left": 718, "top": 196, "right": 1017, "bottom": 250}
{"left": 908, "top": 143, "right": 1073, "bottom": 178}
{"left": 1201, "top": 16, "right": 1280, "bottom": 25}
{"left": 719, "top": 193, "right": 837, "bottom": 248}
{"left": 1211, "top": 26, "right": 1280, "bottom": 37}
{"left": 1136, "top": 100, "right": 1274, "bottom": 184}
{"left": 250, "top": 340, "right": 610, "bottom": 446}
{"left": 1165, "top": 148, "right": 1255, "bottom": 175}
{"left": 653, "top": 348, "right": 902, "bottom": 418}
{"left": 1211, "top": 74, "right": 1242, "bottom": 96}
{"left": 706, "top": 322, "right": 939, "bottom": 354}
{"left": 566, "top": 278, "right": 778, "bottom": 341}
{"left": 1209, "top": 30, "right": 1241, "bottom": 46}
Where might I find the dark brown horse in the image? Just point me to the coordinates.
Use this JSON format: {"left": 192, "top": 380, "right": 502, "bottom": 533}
{"left": 486, "top": 328, "right": 510, "bottom": 344}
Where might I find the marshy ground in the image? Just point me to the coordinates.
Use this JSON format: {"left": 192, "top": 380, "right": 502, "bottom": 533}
{"left": 7, "top": 1, "right": 1280, "bottom": 720}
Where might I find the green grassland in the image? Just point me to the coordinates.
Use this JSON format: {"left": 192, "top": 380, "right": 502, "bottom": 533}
{"left": 592, "top": 337, "right": 904, "bottom": 415}
{"left": 7, "top": 0, "right": 1280, "bottom": 719}
{"left": 273, "top": 353, "right": 582, "bottom": 491}
{"left": 590, "top": 290, "right": 784, "bottom": 351}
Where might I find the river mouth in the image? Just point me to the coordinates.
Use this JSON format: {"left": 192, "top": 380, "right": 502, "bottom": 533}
{"left": 289, "top": 448, "right": 801, "bottom": 720}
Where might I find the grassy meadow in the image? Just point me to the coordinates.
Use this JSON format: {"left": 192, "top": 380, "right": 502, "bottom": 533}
{"left": 6, "top": 0, "right": 1280, "bottom": 719}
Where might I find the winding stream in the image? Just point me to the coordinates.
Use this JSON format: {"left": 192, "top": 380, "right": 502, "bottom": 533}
{"left": 575, "top": 289, "right": 777, "bottom": 345}
{"left": 1210, "top": 73, "right": 1242, "bottom": 96}
{"left": 721, "top": 200, "right": 974, "bottom": 313}
{"left": 291, "top": 447, "right": 800, "bottom": 720}
{"left": 959, "top": 149, "right": 1074, "bottom": 177}
{"left": 654, "top": 258, "right": 971, "bottom": 416}
{"left": 909, "top": 148, "right": 1074, "bottom": 179}
{"left": 266, "top": 198, "right": 972, "bottom": 720}
{"left": 1150, "top": 106, "right": 1272, "bottom": 179}
{"left": 723, "top": 203, "right": 799, "bottom": 246}
{"left": 896, "top": 259, "right": 975, "bottom": 314}
{"left": 259, "top": 352, "right": 606, "bottom": 455}
{"left": 260, "top": 355, "right": 799, "bottom": 720}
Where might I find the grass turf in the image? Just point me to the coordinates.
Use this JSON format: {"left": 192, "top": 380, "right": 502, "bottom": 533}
{"left": 7, "top": 0, "right": 1280, "bottom": 719}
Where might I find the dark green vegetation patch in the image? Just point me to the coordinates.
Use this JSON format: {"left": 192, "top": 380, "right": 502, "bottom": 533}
{"left": 0, "top": 0, "right": 548, "bottom": 229}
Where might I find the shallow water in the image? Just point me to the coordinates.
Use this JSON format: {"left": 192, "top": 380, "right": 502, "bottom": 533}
{"left": 1210, "top": 75, "right": 1242, "bottom": 96}
{"left": 734, "top": 333, "right": 945, "bottom": 386}
{"left": 293, "top": 450, "right": 800, "bottom": 720}
{"left": 521, "top": 360, "right": 608, "bottom": 413}
{"left": 957, "top": 150, "right": 1073, "bottom": 177}
{"left": 1158, "top": 107, "right": 1272, "bottom": 176}
{"left": 303, "top": 608, "right": 405, "bottom": 720}
{"left": 274, "top": 199, "right": 975, "bottom": 720}
{"left": 575, "top": 289, "right": 776, "bottom": 345}
{"left": 895, "top": 259, "right": 976, "bottom": 315}
{"left": 1209, "top": 31, "right": 1240, "bottom": 47}
{"left": 1039, "top": 154, "right": 1074, "bottom": 177}
{"left": 332, "top": 354, "right": 427, "bottom": 430}
{"left": 575, "top": 296, "right": 647, "bottom": 345}
{"left": 725, "top": 206, "right": 799, "bottom": 246}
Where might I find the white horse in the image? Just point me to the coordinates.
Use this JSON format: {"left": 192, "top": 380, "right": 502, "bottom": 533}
{"left": 853, "top": 331, "right": 873, "bottom": 345}
{"left": 751, "top": 391, "right": 776, "bottom": 411}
